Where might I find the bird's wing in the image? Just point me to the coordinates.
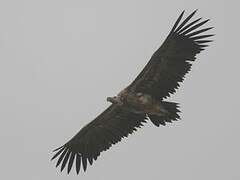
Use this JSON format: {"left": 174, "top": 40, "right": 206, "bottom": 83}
{"left": 51, "top": 104, "right": 146, "bottom": 174}
{"left": 128, "top": 10, "right": 214, "bottom": 99}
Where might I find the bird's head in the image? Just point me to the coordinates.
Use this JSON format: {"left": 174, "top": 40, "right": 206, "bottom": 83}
{"left": 107, "top": 89, "right": 128, "bottom": 105}
{"left": 107, "top": 96, "right": 123, "bottom": 105}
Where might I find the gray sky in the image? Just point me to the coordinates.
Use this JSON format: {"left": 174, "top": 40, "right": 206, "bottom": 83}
{"left": 0, "top": 0, "right": 239, "bottom": 179}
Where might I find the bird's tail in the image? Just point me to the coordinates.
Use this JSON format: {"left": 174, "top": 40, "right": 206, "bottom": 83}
{"left": 149, "top": 101, "right": 180, "bottom": 126}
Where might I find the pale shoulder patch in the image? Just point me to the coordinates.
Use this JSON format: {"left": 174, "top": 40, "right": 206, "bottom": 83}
{"left": 139, "top": 94, "right": 152, "bottom": 104}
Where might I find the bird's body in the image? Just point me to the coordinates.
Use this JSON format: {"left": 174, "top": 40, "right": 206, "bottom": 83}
{"left": 51, "top": 10, "right": 214, "bottom": 174}
{"left": 108, "top": 88, "right": 169, "bottom": 117}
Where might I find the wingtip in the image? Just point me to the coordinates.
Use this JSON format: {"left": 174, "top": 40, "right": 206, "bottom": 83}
{"left": 206, "top": 18, "right": 210, "bottom": 23}
{"left": 51, "top": 156, "right": 56, "bottom": 161}
{"left": 180, "top": 10, "right": 185, "bottom": 18}
{"left": 53, "top": 145, "right": 64, "bottom": 152}
{"left": 194, "top": 9, "right": 198, "bottom": 13}
{"left": 192, "top": 9, "right": 198, "bottom": 16}
{"left": 51, "top": 146, "right": 65, "bottom": 161}
{"left": 67, "top": 166, "right": 72, "bottom": 174}
{"left": 170, "top": 10, "right": 185, "bottom": 34}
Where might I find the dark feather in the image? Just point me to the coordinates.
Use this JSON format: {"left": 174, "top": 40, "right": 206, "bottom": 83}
{"left": 51, "top": 105, "right": 146, "bottom": 173}
{"left": 129, "top": 10, "right": 213, "bottom": 99}
{"left": 181, "top": 19, "right": 210, "bottom": 35}
{"left": 169, "top": 10, "right": 185, "bottom": 34}
{"left": 53, "top": 145, "right": 64, "bottom": 152}
{"left": 149, "top": 101, "right": 180, "bottom": 126}
{"left": 191, "top": 34, "right": 214, "bottom": 40}
{"left": 82, "top": 155, "right": 87, "bottom": 172}
{"left": 187, "top": 27, "right": 213, "bottom": 37}
{"left": 175, "top": 10, "right": 197, "bottom": 33}
{"left": 56, "top": 148, "right": 67, "bottom": 167}
{"left": 195, "top": 40, "right": 213, "bottom": 44}
{"left": 177, "top": 18, "right": 202, "bottom": 34}
{"left": 51, "top": 146, "right": 64, "bottom": 161}
{"left": 61, "top": 150, "right": 70, "bottom": 171}
{"left": 67, "top": 152, "right": 75, "bottom": 174}
{"left": 76, "top": 153, "right": 81, "bottom": 174}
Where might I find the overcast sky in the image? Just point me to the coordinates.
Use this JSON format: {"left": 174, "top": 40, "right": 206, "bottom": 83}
{"left": 0, "top": 0, "right": 238, "bottom": 179}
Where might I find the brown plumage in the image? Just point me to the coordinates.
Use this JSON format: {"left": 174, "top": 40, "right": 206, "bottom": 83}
{"left": 51, "top": 10, "right": 214, "bottom": 173}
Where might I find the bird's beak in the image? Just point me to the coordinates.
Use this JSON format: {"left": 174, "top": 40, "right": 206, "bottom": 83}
{"left": 107, "top": 96, "right": 123, "bottom": 105}
{"left": 107, "top": 96, "right": 115, "bottom": 103}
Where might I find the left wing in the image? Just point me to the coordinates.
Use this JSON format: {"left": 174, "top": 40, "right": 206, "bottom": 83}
{"left": 51, "top": 105, "right": 146, "bottom": 173}
{"left": 128, "top": 10, "right": 214, "bottom": 99}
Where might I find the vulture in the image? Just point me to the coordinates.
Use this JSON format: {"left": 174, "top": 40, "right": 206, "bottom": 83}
{"left": 51, "top": 10, "right": 214, "bottom": 174}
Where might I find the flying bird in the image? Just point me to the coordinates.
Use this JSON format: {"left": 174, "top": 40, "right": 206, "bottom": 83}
{"left": 51, "top": 10, "right": 214, "bottom": 174}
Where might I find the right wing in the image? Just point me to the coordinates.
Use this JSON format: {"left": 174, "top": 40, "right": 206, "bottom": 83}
{"left": 128, "top": 10, "right": 214, "bottom": 99}
{"left": 51, "top": 104, "right": 146, "bottom": 173}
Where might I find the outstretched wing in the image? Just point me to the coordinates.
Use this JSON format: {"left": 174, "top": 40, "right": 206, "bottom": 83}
{"left": 129, "top": 10, "right": 214, "bottom": 99}
{"left": 51, "top": 105, "right": 146, "bottom": 174}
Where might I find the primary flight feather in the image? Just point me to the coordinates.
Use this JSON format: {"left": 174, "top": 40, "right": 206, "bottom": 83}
{"left": 51, "top": 10, "right": 214, "bottom": 173}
